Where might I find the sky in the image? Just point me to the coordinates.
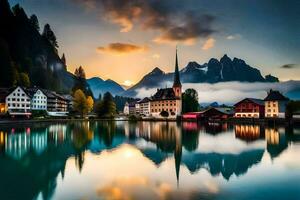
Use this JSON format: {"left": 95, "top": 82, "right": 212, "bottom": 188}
{"left": 10, "top": 0, "right": 300, "bottom": 86}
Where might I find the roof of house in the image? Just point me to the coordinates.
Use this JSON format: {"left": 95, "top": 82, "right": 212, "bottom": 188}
{"left": 151, "top": 88, "right": 178, "bottom": 101}
{"left": 139, "top": 97, "right": 151, "bottom": 103}
{"left": 234, "top": 98, "right": 265, "bottom": 106}
{"left": 264, "top": 90, "right": 289, "bottom": 101}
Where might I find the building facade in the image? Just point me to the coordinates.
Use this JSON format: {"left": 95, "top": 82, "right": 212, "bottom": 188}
{"left": 139, "top": 97, "right": 151, "bottom": 116}
{"left": 264, "top": 90, "right": 289, "bottom": 118}
{"left": 234, "top": 98, "right": 265, "bottom": 118}
{"left": 27, "top": 88, "right": 47, "bottom": 111}
{"left": 5, "top": 86, "right": 31, "bottom": 116}
{"left": 149, "top": 49, "right": 182, "bottom": 118}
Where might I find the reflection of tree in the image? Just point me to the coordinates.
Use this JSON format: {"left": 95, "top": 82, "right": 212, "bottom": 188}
{"left": 71, "top": 122, "right": 94, "bottom": 172}
{"left": 182, "top": 127, "right": 199, "bottom": 152}
{"left": 98, "top": 121, "right": 116, "bottom": 147}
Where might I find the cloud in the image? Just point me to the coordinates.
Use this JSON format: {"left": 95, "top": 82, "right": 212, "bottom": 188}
{"left": 97, "top": 43, "right": 148, "bottom": 54}
{"left": 202, "top": 38, "right": 215, "bottom": 50}
{"left": 226, "top": 34, "right": 241, "bottom": 40}
{"left": 152, "top": 54, "right": 160, "bottom": 59}
{"left": 73, "top": 0, "right": 216, "bottom": 45}
{"left": 280, "top": 64, "right": 299, "bottom": 69}
{"left": 134, "top": 81, "right": 300, "bottom": 104}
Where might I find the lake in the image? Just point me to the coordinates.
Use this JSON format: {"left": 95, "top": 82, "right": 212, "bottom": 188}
{"left": 0, "top": 121, "right": 299, "bottom": 200}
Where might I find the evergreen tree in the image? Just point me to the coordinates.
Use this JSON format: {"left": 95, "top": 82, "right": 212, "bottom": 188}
{"left": 18, "top": 72, "right": 30, "bottom": 87}
{"left": 95, "top": 92, "right": 116, "bottom": 118}
{"left": 0, "top": 39, "right": 16, "bottom": 87}
{"left": 29, "top": 14, "right": 39, "bottom": 31}
{"left": 72, "top": 66, "right": 93, "bottom": 97}
{"left": 61, "top": 53, "right": 67, "bottom": 70}
{"left": 182, "top": 88, "right": 200, "bottom": 113}
{"left": 42, "top": 24, "right": 58, "bottom": 48}
{"left": 61, "top": 53, "right": 66, "bottom": 65}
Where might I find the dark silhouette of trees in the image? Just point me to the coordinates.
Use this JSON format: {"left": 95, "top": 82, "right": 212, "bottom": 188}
{"left": 29, "top": 14, "right": 39, "bottom": 31}
{"left": 95, "top": 92, "right": 117, "bottom": 118}
{"left": 72, "top": 66, "right": 93, "bottom": 97}
{"left": 42, "top": 24, "right": 58, "bottom": 49}
{"left": 182, "top": 88, "right": 200, "bottom": 113}
{"left": 0, "top": 0, "right": 75, "bottom": 92}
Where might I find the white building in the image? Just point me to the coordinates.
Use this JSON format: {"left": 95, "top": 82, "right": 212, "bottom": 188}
{"left": 5, "top": 86, "right": 31, "bottom": 116}
{"left": 123, "top": 102, "right": 129, "bottom": 115}
{"left": 27, "top": 88, "right": 47, "bottom": 110}
{"left": 264, "top": 90, "right": 289, "bottom": 118}
{"left": 139, "top": 97, "right": 151, "bottom": 117}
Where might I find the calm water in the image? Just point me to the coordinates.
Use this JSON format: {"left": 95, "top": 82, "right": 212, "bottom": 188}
{"left": 0, "top": 121, "right": 299, "bottom": 200}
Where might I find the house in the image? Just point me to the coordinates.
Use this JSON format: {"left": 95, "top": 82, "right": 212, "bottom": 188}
{"left": 202, "top": 107, "right": 234, "bottom": 120}
{"left": 182, "top": 107, "right": 233, "bottom": 121}
{"left": 63, "top": 94, "right": 74, "bottom": 111}
{"left": 139, "top": 97, "right": 151, "bottom": 116}
{"left": 234, "top": 98, "right": 265, "bottom": 118}
{"left": 0, "top": 88, "right": 9, "bottom": 115}
{"left": 264, "top": 90, "right": 289, "bottom": 118}
{"left": 42, "top": 89, "right": 68, "bottom": 116}
{"left": 149, "top": 49, "right": 182, "bottom": 118}
{"left": 128, "top": 101, "right": 137, "bottom": 115}
{"left": 26, "top": 88, "right": 47, "bottom": 111}
{"left": 5, "top": 86, "right": 31, "bottom": 117}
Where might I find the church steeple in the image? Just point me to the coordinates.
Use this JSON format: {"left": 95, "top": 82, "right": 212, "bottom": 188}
{"left": 173, "top": 48, "right": 181, "bottom": 87}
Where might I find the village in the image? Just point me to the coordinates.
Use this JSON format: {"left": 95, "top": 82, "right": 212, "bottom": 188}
{"left": 0, "top": 51, "right": 298, "bottom": 122}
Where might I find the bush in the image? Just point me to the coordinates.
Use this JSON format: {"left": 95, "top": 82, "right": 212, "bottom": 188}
{"left": 31, "top": 110, "right": 48, "bottom": 118}
{"left": 160, "top": 110, "right": 169, "bottom": 118}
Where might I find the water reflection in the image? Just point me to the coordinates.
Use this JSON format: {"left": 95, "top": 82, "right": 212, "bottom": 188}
{"left": 0, "top": 122, "right": 299, "bottom": 199}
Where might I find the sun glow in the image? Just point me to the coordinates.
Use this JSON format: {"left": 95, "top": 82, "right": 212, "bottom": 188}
{"left": 123, "top": 80, "right": 134, "bottom": 87}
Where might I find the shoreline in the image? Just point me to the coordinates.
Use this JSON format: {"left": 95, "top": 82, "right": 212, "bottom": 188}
{"left": 0, "top": 117, "right": 299, "bottom": 126}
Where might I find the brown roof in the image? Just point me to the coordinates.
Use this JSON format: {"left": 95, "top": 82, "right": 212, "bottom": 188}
{"left": 151, "top": 88, "right": 178, "bottom": 101}
{"left": 264, "top": 90, "right": 289, "bottom": 101}
{"left": 234, "top": 98, "right": 264, "bottom": 106}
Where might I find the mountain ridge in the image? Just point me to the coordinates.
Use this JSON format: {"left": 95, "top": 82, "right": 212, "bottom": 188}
{"left": 121, "top": 54, "right": 279, "bottom": 97}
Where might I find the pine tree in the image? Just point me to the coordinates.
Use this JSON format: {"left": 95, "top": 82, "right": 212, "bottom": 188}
{"left": 42, "top": 24, "right": 58, "bottom": 48}
{"left": 29, "top": 14, "right": 39, "bottom": 31}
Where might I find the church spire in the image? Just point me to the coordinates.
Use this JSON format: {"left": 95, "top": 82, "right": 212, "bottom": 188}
{"left": 173, "top": 47, "right": 181, "bottom": 87}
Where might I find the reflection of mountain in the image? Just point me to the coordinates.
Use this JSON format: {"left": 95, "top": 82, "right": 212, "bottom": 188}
{"left": 0, "top": 121, "right": 299, "bottom": 199}
{"left": 182, "top": 150, "right": 264, "bottom": 180}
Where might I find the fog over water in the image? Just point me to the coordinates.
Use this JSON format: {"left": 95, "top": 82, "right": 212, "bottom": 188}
{"left": 135, "top": 81, "right": 300, "bottom": 104}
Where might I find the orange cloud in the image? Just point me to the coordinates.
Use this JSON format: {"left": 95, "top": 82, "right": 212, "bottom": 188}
{"left": 97, "top": 43, "right": 148, "bottom": 55}
{"left": 202, "top": 38, "right": 215, "bottom": 50}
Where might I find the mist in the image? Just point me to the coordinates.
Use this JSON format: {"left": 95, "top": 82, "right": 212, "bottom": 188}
{"left": 134, "top": 81, "right": 300, "bottom": 105}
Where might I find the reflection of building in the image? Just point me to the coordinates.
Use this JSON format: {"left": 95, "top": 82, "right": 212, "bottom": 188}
{"left": 235, "top": 125, "right": 263, "bottom": 141}
{"left": 234, "top": 98, "right": 265, "bottom": 118}
{"left": 264, "top": 90, "right": 289, "bottom": 118}
{"left": 265, "top": 127, "right": 288, "bottom": 159}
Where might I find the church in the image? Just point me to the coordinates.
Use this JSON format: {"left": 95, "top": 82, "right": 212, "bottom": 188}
{"left": 149, "top": 49, "right": 182, "bottom": 118}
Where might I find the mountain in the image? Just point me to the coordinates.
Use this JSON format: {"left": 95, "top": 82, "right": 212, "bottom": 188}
{"left": 0, "top": 0, "right": 75, "bottom": 92}
{"left": 122, "top": 55, "right": 279, "bottom": 97}
{"left": 87, "top": 77, "right": 125, "bottom": 98}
